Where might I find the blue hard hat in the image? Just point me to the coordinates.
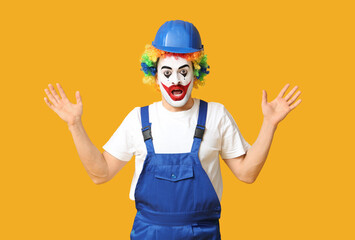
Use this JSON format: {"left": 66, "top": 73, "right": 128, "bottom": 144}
{"left": 152, "top": 20, "right": 204, "bottom": 54}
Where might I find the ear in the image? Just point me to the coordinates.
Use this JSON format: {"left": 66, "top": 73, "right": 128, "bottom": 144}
{"left": 190, "top": 61, "right": 194, "bottom": 70}
{"left": 154, "top": 75, "right": 160, "bottom": 92}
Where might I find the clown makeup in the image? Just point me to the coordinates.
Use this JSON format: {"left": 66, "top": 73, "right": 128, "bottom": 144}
{"left": 157, "top": 56, "right": 194, "bottom": 108}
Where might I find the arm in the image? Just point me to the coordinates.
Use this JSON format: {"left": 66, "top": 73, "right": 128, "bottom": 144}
{"left": 223, "top": 119, "right": 276, "bottom": 184}
{"left": 68, "top": 121, "right": 128, "bottom": 184}
{"left": 69, "top": 121, "right": 109, "bottom": 179}
{"left": 224, "top": 83, "right": 302, "bottom": 183}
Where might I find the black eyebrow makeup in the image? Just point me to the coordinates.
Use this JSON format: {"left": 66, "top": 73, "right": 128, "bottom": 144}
{"left": 161, "top": 64, "right": 190, "bottom": 70}
{"left": 178, "top": 64, "right": 190, "bottom": 69}
{"left": 161, "top": 66, "right": 172, "bottom": 70}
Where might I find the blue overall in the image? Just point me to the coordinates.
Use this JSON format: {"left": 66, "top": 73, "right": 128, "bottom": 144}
{"left": 130, "top": 100, "right": 222, "bottom": 240}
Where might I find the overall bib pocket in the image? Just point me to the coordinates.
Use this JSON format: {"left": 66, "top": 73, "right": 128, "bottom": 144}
{"left": 154, "top": 165, "right": 194, "bottom": 182}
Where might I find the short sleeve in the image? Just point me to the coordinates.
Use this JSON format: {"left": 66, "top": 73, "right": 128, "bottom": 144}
{"left": 102, "top": 107, "right": 139, "bottom": 161}
{"left": 219, "top": 106, "right": 251, "bottom": 160}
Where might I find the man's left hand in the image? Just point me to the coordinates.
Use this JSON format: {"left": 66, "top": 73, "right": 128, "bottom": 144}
{"left": 261, "top": 83, "right": 302, "bottom": 126}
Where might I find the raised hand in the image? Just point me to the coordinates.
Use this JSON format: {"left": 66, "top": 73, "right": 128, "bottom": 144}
{"left": 262, "top": 83, "right": 302, "bottom": 126}
{"left": 44, "top": 83, "right": 83, "bottom": 126}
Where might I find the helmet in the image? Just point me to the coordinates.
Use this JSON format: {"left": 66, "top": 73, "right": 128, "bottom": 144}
{"left": 152, "top": 20, "right": 204, "bottom": 54}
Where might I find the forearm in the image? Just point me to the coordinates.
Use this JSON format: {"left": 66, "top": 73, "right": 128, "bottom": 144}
{"left": 240, "top": 118, "right": 277, "bottom": 182}
{"left": 68, "top": 121, "right": 109, "bottom": 178}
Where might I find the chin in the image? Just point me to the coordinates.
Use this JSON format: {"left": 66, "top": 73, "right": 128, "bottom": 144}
{"left": 168, "top": 98, "right": 190, "bottom": 108}
{"left": 162, "top": 91, "right": 190, "bottom": 108}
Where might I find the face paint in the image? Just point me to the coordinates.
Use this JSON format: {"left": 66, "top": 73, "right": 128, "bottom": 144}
{"left": 157, "top": 56, "right": 194, "bottom": 108}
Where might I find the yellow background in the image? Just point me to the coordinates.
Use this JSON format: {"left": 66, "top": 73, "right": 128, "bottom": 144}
{"left": 1, "top": 0, "right": 354, "bottom": 239}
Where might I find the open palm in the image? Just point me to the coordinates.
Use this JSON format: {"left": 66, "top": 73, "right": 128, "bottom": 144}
{"left": 262, "top": 83, "right": 302, "bottom": 126}
{"left": 44, "top": 83, "right": 83, "bottom": 126}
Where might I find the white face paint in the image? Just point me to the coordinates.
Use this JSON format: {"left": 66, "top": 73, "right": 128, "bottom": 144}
{"left": 157, "top": 56, "right": 194, "bottom": 108}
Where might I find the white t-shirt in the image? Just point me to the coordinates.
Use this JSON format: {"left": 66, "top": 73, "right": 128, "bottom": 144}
{"left": 102, "top": 98, "right": 251, "bottom": 202}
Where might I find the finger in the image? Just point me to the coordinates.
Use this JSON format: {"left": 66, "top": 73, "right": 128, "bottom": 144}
{"left": 290, "top": 99, "right": 302, "bottom": 110}
{"left": 44, "top": 97, "right": 54, "bottom": 110}
{"left": 75, "top": 91, "right": 82, "bottom": 105}
{"left": 262, "top": 90, "right": 267, "bottom": 105}
{"left": 287, "top": 91, "right": 301, "bottom": 105}
{"left": 277, "top": 83, "right": 290, "bottom": 98}
{"left": 48, "top": 83, "right": 61, "bottom": 103}
{"left": 56, "top": 83, "right": 69, "bottom": 100}
{"left": 284, "top": 85, "right": 298, "bottom": 101}
{"left": 44, "top": 88, "right": 58, "bottom": 106}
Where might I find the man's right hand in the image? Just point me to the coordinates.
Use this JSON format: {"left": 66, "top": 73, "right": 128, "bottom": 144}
{"left": 44, "top": 83, "right": 83, "bottom": 126}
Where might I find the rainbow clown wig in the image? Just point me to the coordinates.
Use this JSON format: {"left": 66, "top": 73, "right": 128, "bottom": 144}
{"left": 140, "top": 44, "right": 210, "bottom": 91}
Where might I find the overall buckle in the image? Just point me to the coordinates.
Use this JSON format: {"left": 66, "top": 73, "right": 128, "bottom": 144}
{"left": 141, "top": 125, "right": 152, "bottom": 141}
{"left": 194, "top": 124, "right": 205, "bottom": 139}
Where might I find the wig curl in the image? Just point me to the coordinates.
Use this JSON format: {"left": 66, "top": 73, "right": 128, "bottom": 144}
{"left": 140, "top": 44, "right": 210, "bottom": 91}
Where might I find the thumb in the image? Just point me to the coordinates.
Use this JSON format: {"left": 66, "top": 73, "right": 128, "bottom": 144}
{"left": 76, "top": 91, "right": 82, "bottom": 105}
{"left": 262, "top": 89, "right": 267, "bottom": 105}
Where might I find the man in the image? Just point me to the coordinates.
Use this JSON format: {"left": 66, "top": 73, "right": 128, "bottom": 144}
{"left": 44, "top": 20, "right": 301, "bottom": 239}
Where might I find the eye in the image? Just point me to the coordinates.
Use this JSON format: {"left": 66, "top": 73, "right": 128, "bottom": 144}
{"left": 163, "top": 70, "right": 172, "bottom": 78}
{"left": 179, "top": 69, "right": 188, "bottom": 76}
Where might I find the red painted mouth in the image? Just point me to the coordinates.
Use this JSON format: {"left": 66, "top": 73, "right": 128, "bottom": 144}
{"left": 161, "top": 81, "right": 191, "bottom": 101}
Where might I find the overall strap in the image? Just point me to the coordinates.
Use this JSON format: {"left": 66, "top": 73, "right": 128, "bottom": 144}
{"left": 191, "top": 100, "right": 208, "bottom": 153}
{"left": 140, "top": 106, "right": 155, "bottom": 154}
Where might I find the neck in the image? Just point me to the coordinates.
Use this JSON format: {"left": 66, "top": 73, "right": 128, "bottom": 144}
{"left": 161, "top": 96, "right": 194, "bottom": 112}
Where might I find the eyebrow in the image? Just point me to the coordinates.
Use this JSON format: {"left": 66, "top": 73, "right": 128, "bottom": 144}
{"left": 161, "top": 66, "right": 172, "bottom": 70}
{"left": 161, "top": 64, "right": 190, "bottom": 70}
{"left": 178, "top": 64, "right": 190, "bottom": 69}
